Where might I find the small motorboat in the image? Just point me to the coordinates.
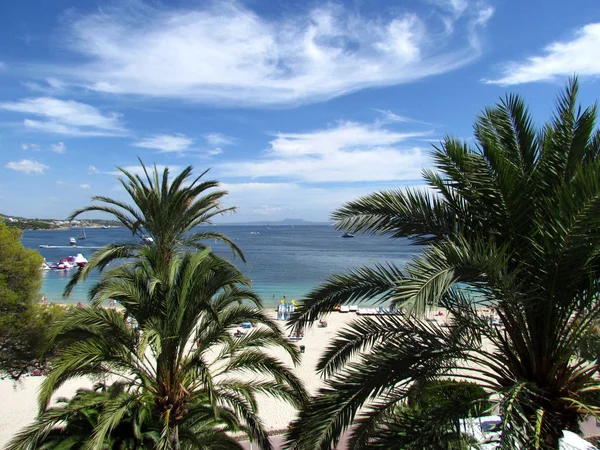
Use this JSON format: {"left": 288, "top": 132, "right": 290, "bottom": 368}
{"left": 341, "top": 232, "right": 354, "bottom": 238}
{"left": 69, "top": 237, "right": 77, "bottom": 246}
{"left": 51, "top": 259, "right": 72, "bottom": 270}
{"left": 140, "top": 234, "right": 154, "bottom": 244}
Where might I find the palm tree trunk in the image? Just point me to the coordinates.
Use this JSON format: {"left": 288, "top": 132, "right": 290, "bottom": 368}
{"left": 171, "top": 424, "right": 179, "bottom": 450}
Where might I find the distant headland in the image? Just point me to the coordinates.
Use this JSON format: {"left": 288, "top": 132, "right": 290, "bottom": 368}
{"left": 218, "top": 218, "right": 331, "bottom": 226}
{"left": 1, "top": 214, "right": 330, "bottom": 230}
{"left": 0, "top": 214, "right": 121, "bottom": 231}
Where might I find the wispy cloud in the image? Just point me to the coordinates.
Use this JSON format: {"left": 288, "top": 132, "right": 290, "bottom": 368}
{"left": 204, "top": 133, "right": 236, "bottom": 147}
{"left": 50, "top": 142, "right": 66, "bottom": 153}
{"left": 88, "top": 165, "right": 100, "bottom": 174}
{"left": 132, "top": 134, "right": 194, "bottom": 153}
{"left": 252, "top": 205, "right": 291, "bottom": 215}
{"left": 485, "top": 23, "right": 600, "bottom": 85}
{"left": 79, "top": 183, "right": 91, "bottom": 189}
{"left": 222, "top": 181, "right": 422, "bottom": 221}
{"left": 5, "top": 159, "right": 49, "bottom": 174}
{"left": 22, "top": 78, "right": 67, "bottom": 95}
{"left": 206, "top": 148, "right": 223, "bottom": 157}
{"left": 374, "top": 109, "right": 434, "bottom": 126}
{"left": 52, "top": 1, "right": 492, "bottom": 106}
{"left": 218, "top": 120, "right": 432, "bottom": 183}
{"left": 0, "top": 97, "right": 127, "bottom": 136}
{"left": 21, "top": 143, "right": 40, "bottom": 151}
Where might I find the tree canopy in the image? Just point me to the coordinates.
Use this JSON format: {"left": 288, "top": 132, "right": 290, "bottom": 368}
{"left": 65, "top": 160, "right": 245, "bottom": 297}
{"left": 287, "top": 78, "right": 600, "bottom": 449}
{"left": 0, "top": 219, "right": 54, "bottom": 380}
{"left": 11, "top": 246, "right": 307, "bottom": 449}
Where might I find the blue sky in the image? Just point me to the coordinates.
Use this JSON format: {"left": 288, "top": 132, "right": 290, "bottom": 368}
{"left": 0, "top": 0, "right": 599, "bottom": 222}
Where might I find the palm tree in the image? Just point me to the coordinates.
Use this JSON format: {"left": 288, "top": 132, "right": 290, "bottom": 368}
{"left": 7, "top": 381, "right": 259, "bottom": 449}
{"left": 7, "top": 382, "right": 161, "bottom": 449}
{"left": 287, "top": 78, "right": 600, "bottom": 449}
{"left": 14, "top": 247, "right": 307, "bottom": 450}
{"left": 65, "top": 160, "right": 245, "bottom": 297}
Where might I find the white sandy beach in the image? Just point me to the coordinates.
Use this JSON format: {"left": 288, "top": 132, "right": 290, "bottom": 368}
{"left": 0, "top": 309, "right": 448, "bottom": 447}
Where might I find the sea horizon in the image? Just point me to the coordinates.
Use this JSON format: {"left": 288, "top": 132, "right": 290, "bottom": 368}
{"left": 24, "top": 224, "right": 420, "bottom": 308}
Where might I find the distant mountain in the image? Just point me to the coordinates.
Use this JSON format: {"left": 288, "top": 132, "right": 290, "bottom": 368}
{"left": 220, "top": 218, "right": 331, "bottom": 226}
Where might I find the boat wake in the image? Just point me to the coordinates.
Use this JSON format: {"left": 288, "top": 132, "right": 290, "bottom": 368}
{"left": 39, "top": 245, "right": 101, "bottom": 249}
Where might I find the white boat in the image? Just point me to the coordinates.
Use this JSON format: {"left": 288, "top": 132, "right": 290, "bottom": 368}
{"left": 73, "top": 253, "right": 88, "bottom": 267}
{"left": 140, "top": 234, "right": 154, "bottom": 244}
{"left": 51, "top": 259, "right": 73, "bottom": 270}
{"left": 69, "top": 237, "right": 77, "bottom": 246}
{"left": 341, "top": 232, "right": 354, "bottom": 238}
{"left": 40, "top": 260, "right": 50, "bottom": 270}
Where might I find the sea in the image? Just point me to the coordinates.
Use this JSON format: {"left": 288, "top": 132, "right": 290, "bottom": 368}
{"left": 22, "top": 225, "right": 422, "bottom": 309}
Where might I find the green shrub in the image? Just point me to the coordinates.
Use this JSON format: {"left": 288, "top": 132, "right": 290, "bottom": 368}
{"left": 408, "top": 379, "right": 492, "bottom": 418}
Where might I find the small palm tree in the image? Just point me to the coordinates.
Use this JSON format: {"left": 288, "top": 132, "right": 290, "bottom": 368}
{"left": 15, "top": 247, "right": 307, "bottom": 450}
{"left": 65, "top": 160, "right": 244, "bottom": 296}
{"left": 287, "top": 78, "right": 600, "bottom": 449}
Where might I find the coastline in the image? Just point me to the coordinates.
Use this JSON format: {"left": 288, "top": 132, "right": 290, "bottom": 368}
{"left": 29, "top": 225, "right": 122, "bottom": 231}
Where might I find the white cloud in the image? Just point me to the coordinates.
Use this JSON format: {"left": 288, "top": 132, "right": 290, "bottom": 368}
{"left": 50, "top": 142, "right": 66, "bottom": 153}
{"left": 205, "top": 133, "right": 236, "bottom": 146}
{"left": 206, "top": 148, "right": 223, "bottom": 156}
{"left": 79, "top": 184, "right": 91, "bottom": 189}
{"left": 218, "top": 121, "right": 431, "bottom": 183}
{"left": 53, "top": 1, "right": 492, "bottom": 106}
{"left": 88, "top": 165, "right": 100, "bottom": 174}
{"left": 5, "top": 159, "right": 49, "bottom": 174}
{"left": 221, "top": 181, "right": 421, "bottom": 221}
{"left": 56, "top": 180, "right": 66, "bottom": 185}
{"left": 21, "top": 143, "right": 40, "bottom": 151}
{"left": 485, "top": 23, "right": 600, "bottom": 85}
{"left": 0, "top": 97, "right": 127, "bottom": 136}
{"left": 132, "top": 134, "right": 194, "bottom": 153}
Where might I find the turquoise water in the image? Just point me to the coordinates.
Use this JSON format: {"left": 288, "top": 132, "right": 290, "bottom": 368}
{"left": 23, "top": 225, "right": 421, "bottom": 309}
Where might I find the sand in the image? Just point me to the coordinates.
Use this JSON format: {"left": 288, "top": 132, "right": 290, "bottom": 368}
{"left": 0, "top": 309, "right": 451, "bottom": 447}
